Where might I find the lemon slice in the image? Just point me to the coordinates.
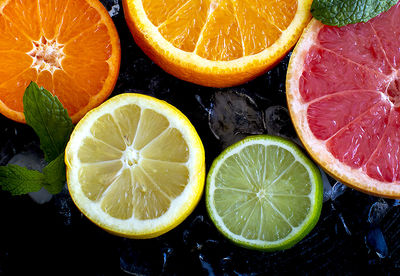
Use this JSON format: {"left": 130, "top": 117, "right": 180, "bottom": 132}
{"left": 65, "top": 93, "right": 205, "bottom": 238}
{"left": 206, "top": 135, "right": 323, "bottom": 251}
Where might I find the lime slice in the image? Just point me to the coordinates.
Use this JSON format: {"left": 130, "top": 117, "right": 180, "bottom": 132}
{"left": 206, "top": 135, "right": 323, "bottom": 251}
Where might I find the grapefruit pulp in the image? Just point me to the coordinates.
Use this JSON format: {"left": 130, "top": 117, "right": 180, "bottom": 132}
{"left": 287, "top": 1, "right": 400, "bottom": 198}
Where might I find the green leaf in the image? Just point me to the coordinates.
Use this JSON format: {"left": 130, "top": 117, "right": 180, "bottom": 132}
{"left": 42, "top": 152, "right": 66, "bottom": 194}
{"left": 23, "top": 82, "right": 74, "bottom": 163}
{"left": 0, "top": 165, "right": 44, "bottom": 195}
{"left": 311, "top": 0, "right": 397, "bottom": 27}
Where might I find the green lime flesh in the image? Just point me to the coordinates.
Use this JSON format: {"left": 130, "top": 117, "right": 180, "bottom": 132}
{"left": 206, "top": 135, "right": 323, "bottom": 251}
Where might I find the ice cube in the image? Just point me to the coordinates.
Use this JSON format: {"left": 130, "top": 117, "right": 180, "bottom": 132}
{"left": 108, "top": 2, "right": 120, "bottom": 17}
{"left": 199, "top": 254, "right": 215, "bottom": 275}
{"left": 264, "top": 105, "right": 298, "bottom": 142}
{"left": 320, "top": 168, "right": 332, "bottom": 202}
{"left": 208, "top": 90, "right": 265, "bottom": 148}
{"left": 100, "top": 0, "right": 120, "bottom": 17}
{"left": 330, "top": 181, "right": 347, "bottom": 201}
{"left": 53, "top": 185, "right": 72, "bottom": 226}
{"left": 368, "top": 200, "right": 389, "bottom": 225}
{"left": 365, "top": 227, "right": 388, "bottom": 258}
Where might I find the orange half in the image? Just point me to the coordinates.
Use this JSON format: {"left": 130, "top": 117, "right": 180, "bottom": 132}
{"left": 0, "top": 0, "right": 121, "bottom": 123}
{"left": 123, "top": 0, "right": 312, "bottom": 87}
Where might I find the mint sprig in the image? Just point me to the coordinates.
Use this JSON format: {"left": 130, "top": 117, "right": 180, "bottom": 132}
{"left": 0, "top": 82, "right": 74, "bottom": 195}
{"left": 23, "top": 82, "right": 73, "bottom": 162}
{"left": 311, "top": 0, "right": 398, "bottom": 27}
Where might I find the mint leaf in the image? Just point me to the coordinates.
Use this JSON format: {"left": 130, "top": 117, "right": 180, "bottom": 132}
{"left": 0, "top": 153, "right": 66, "bottom": 196}
{"left": 0, "top": 82, "right": 73, "bottom": 196}
{"left": 43, "top": 152, "right": 66, "bottom": 194}
{"left": 23, "top": 82, "right": 74, "bottom": 163}
{"left": 0, "top": 165, "right": 44, "bottom": 195}
{"left": 311, "top": 0, "right": 397, "bottom": 27}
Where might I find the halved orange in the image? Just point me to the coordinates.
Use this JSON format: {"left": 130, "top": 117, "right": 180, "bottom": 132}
{"left": 286, "top": 2, "right": 400, "bottom": 198}
{"left": 0, "top": 0, "right": 120, "bottom": 123}
{"left": 123, "top": 0, "right": 312, "bottom": 87}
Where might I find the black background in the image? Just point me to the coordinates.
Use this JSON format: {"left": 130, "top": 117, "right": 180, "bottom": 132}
{"left": 0, "top": 0, "right": 399, "bottom": 275}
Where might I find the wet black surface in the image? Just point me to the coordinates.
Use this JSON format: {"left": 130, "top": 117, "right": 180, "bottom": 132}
{"left": 0, "top": 0, "right": 400, "bottom": 275}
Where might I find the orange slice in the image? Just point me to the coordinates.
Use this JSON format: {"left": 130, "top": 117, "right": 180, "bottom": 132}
{"left": 123, "top": 0, "right": 312, "bottom": 87}
{"left": 286, "top": 2, "right": 400, "bottom": 198}
{"left": 0, "top": 0, "right": 121, "bottom": 123}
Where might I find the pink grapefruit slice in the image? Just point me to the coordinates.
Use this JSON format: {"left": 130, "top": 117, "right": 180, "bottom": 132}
{"left": 286, "top": 1, "right": 400, "bottom": 198}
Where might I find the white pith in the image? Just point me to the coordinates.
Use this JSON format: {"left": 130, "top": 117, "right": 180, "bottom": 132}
{"left": 27, "top": 37, "right": 65, "bottom": 74}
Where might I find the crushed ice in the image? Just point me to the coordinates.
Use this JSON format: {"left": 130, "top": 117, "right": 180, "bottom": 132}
{"left": 107, "top": 0, "right": 120, "bottom": 17}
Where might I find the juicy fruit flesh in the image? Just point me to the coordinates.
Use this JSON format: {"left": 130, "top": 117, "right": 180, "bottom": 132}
{"left": 300, "top": 2, "right": 400, "bottom": 183}
{"left": 77, "top": 104, "right": 190, "bottom": 220}
{"left": 0, "top": 0, "right": 113, "bottom": 117}
{"left": 213, "top": 144, "right": 312, "bottom": 241}
{"left": 143, "top": 0, "right": 297, "bottom": 61}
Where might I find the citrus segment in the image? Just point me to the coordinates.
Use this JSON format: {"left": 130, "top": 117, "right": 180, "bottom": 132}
{"left": 141, "top": 128, "right": 189, "bottom": 162}
{"left": 57, "top": 0, "right": 102, "bottom": 43}
{"left": 100, "top": 168, "right": 135, "bottom": 220}
{"left": 299, "top": 47, "right": 387, "bottom": 102}
{"left": 2, "top": 0, "right": 41, "bottom": 40}
{"left": 140, "top": 160, "right": 188, "bottom": 198}
{"left": 79, "top": 161, "right": 123, "bottom": 201}
{"left": 307, "top": 91, "right": 382, "bottom": 140}
{"left": 206, "top": 135, "right": 322, "bottom": 251}
{"left": 133, "top": 109, "right": 170, "bottom": 150}
{"left": 90, "top": 114, "right": 126, "bottom": 151}
{"left": 365, "top": 111, "right": 400, "bottom": 182}
{"left": 123, "top": 0, "right": 313, "bottom": 87}
{"left": 78, "top": 137, "right": 123, "bottom": 163}
{"left": 195, "top": 1, "right": 243, "bottom": 61}
{"left": 317, "top": 23, "right": 392, "bottom": 75}
{"left": 326, "top": 102, "right": 390, "bottom": 169}
{"left": 0, "top": 16, "right": 32, "bottom": 51}
{"left": 234, "top": 0, "right": 281, "bottom": 56}
{"left": 370, "top": 3, "right": 400, "bottom": 69}
{"left": 158, "top": 0, "right": 209, "bottom": 53}
{"left": 66, "top": 93, "right": 205, "bottom": 238}
{"left": 260, "top": 0, "right": 297, "bottom": 30}
{"left": 287, "top": 1, "right": 400, "bottom": 197}
{"left": 0, "top": 0, "right": 120, "bottom": 123}
{"left": 38, "top": 0, "right": 69, "bottom": 40}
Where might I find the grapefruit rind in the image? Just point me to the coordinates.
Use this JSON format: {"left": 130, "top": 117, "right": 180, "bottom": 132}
{"left": 286, "top": 19, "right": 400, "bottom": 198}
{"left": 206, "top": 135, "right": 323, "bottom": 251}
{"left": 123, "top": 0, "right": 313, "bottom": 87}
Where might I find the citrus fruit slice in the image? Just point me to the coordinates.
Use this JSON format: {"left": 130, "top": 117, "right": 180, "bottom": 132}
{"left": 206, "top": 135, "right": 323, "bottom": 251}
{"left": 0, "top": 0, "right": 120, "bottom": 123}
{"left": 65, "top": 93, "right": 205, "bottom": 238}
{"left": 123, "top": 0, "right": 312, "bottom": 87}
{"left": 287, "top": 2, "right": 400, "bottom": 198}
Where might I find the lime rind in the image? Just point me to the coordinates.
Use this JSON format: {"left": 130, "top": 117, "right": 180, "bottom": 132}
{"left": 206, "top": 135, "right": 323, "bottom": 251}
